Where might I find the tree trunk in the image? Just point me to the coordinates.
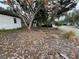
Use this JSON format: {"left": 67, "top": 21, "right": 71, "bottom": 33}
{"left": 28, "top": 20, "right": 33, "bottom": 30}
{"left": 27, "top": 13, "right": 35, "bottom": 29}
{"left": 21, "top": 16, "right": 28, "bottom": 27}
{"left": 28, "top": 16, "right": 34, "bottom": 29}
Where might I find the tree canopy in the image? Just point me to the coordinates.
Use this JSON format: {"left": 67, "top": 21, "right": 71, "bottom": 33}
{"left": 1, "top": 0, "right": 77, "bottom": 29}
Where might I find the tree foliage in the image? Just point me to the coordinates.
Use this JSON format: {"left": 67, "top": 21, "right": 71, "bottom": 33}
{"left": 65, "top": 10, "right": 79, "bottom": 26}
{"left": 2, "top": 0, "right": 77, "bottom": 29}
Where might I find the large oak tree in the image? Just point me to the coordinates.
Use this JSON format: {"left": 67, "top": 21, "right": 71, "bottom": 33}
{"left": 4, "top": 0, "right": 77, "bottom": 29}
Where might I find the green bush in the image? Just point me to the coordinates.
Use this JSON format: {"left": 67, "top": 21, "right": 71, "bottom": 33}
{"left": 64, "top": 31, "right": 77, "bottom": 42}
{"left": 54, "top": 21, "right": 62, "bottom": 26}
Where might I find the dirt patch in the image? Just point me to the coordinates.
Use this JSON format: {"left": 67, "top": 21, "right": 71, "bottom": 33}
{"left": 0, "top": 28, "right": 79, "bottom": 59}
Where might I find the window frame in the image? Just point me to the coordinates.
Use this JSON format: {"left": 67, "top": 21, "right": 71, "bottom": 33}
{"left": 14, "top": 17, "right": 17, "bottom": 24}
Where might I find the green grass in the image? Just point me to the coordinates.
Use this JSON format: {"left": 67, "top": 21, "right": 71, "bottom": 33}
{"left": 0, "top": 27, "right": 27, "bottom": 33}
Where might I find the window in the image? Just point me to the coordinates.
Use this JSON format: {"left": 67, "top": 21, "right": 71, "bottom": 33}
{"left": 14, "top": 18, "right": 17, "bottom": 23}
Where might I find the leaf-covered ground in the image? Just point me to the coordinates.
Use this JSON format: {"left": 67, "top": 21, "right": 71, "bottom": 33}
{"left": 0, "top": 28, "right": 79, "bottom": 59}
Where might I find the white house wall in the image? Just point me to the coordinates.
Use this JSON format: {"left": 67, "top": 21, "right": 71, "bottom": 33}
{"left": 0, "top": 14, "right": 22, "bottom": 30}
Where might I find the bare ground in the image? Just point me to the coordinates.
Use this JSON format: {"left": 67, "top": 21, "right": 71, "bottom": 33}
{"left": 0, "top": 28, "right": 79, "bottom": 59}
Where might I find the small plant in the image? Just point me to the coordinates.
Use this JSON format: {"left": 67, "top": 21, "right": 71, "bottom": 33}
{"left": 65, "top": 31, "right": 77, "bottom": 42}
{"left": 54, "top": 21, "right": 62, "bottom": 26}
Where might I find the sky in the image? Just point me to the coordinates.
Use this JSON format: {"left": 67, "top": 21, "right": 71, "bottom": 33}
{"left": 0, "top": 0, "right": 10, "bottom": 9}
{"left": 0, "top": 3, "right": 9, "bottom": 9}
{"left": 0, "top": 0, "right": 3, "bottom": 1}
{"left": 76, "top": 2, "right": 79, "bottom": 10}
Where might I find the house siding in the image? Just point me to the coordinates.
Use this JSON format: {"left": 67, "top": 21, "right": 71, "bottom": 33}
{"left": 0, "top": 14, "right": 22, "bottom": 30}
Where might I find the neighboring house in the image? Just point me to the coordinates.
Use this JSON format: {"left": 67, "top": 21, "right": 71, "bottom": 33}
{"left": 0, "top": 13, "right": 22, "bottom": 30}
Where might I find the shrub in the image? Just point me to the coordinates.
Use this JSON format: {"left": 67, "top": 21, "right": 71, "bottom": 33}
{"left": 65, "top": 31, "right": 77, "bottom": 42}
{"left": 54, "top": 21, "right": 62, "bottom": 26}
